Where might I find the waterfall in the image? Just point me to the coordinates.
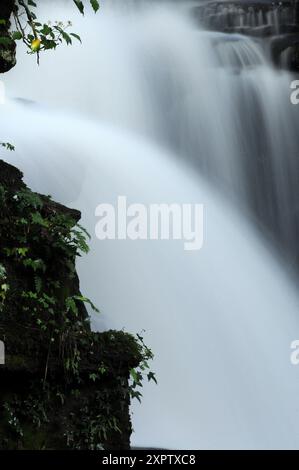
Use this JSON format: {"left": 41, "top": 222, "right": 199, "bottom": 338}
{"left": 2, "top": 0, "right": 299, "bottom": 449}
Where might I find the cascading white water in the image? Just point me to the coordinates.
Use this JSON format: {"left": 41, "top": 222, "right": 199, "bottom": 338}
{"left": 2, "top": 0, "right": 299, "bottom": 449}
{"left": 5, "top": 1, "right": 299, "bottom": 259}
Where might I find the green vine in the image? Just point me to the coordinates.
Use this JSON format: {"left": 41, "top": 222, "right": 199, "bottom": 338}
{"left": 130, "top": 333, "right": 157, "bottom": 403}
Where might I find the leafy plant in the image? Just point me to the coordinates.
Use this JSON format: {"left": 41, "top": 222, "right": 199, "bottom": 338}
{"left": 6, "top": 0, "right": 100, "bottom": 63}
{"left": 130, "top": 332, "right": 157, "bottom": 403}
{"left": 0, "top": 142, "right": 15, "bottom": 152}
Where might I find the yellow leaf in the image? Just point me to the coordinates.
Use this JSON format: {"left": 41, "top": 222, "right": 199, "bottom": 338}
{"left": 31, "top": 38, "right": 41, "bottom": 52}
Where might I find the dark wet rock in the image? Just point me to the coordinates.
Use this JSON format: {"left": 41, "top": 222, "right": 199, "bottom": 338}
{"left": 193, "top": 2, "right": 298, "bottom": 32}
{"left": 192, "top": 1, "right": 299, "bottom": 70}
{"left": 0, "top": 1, "right": 16, "bottom": 73}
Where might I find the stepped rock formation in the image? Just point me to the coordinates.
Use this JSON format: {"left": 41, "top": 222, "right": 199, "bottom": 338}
{"left": 193, "top": 1, "right": 299, "bottom": 70}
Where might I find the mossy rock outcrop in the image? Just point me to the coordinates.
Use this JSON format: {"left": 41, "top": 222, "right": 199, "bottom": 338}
{"left": 0, "top": 1, "right": 16, "bottom": 73}
{"left": 0, "top": 160, "right": 142, "bottom": 449}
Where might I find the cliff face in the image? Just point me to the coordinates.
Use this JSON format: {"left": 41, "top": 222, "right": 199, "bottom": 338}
{"left": 0, "top": 1, "right": 16, "bottom": 73}
{"left": 0, "top": 160, "right": 142, "bottom": 449}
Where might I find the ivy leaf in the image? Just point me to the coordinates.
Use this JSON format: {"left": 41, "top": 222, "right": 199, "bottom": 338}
{"left": 130, "top": 389, "right": 142, "bottom": 403}
{"left": 16, "top": 247, "right": 29, "bottom": 258}
{"left": 31, "top": 212, "right": 48, "bottom": 227}
{"left": 90, "top": 0, "right": 100, "bottom": 13}
{"left": 147, "top": 371, "right": 157, "bottom": 384}
{"left": 73, "top": 0, "right": 84, "bottom": 15}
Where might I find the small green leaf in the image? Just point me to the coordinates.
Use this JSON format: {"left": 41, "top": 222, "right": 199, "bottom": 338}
{"left": 40, "top": 24, "right": 52, "bottom": 36}
{"left": 12, "top": 31, "right": 23, "bottom": 40}
{"left": 73, "top": 0, "right": 84, "bottom": 15}
{"left": 31, "top": 212, "right": 48, "bottom": 227}
{"left": 90, "top": 0, "right": 100, "bottom": 13}
{"left": 70, "top": 33, "right": 82, "bottom": 43}
{"left": 147, "top": 371, "right": 158, "bottom": 384}
{"left": 61, "top": 31, "right": 72, "bottom": 45}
